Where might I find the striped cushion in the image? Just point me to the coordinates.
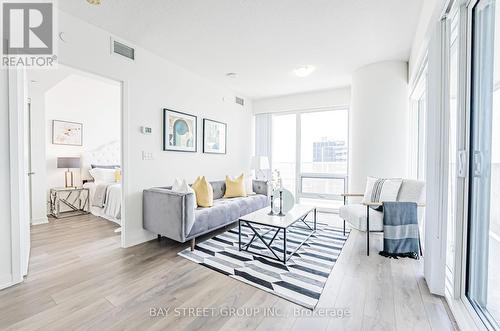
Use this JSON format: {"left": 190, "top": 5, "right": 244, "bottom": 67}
{"left": 362, "top": 177, "right": 403, "bottom": 210}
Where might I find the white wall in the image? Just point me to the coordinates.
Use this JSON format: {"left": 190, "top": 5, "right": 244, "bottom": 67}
{"left": 45, "top": 74, "right": 121, "bottom": 190}
{"left": 349, "top": 61, "right": 409, "bottom": 192}
{"left": 252, "top": 87, "right": 351, "bottom": 114}
{"left": 0, "top": 69, "right": 13, "bottom": 289}
{"left": 51, "top": 10, "right": 253, "bottom": 247}
{"left": 409, "top": 0, "right": 447, "bottom": 85}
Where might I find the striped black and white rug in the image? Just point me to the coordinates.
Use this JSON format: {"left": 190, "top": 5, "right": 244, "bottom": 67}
{"left": 178, "top": 222, "right": 350, "bottom": 309}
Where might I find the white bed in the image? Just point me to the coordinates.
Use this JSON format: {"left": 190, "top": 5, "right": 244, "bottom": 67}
{"left": 81, "top": 141, "right": 122, "bottom": 225}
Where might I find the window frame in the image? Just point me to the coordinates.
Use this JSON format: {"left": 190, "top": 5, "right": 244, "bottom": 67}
{"left": 270, "top": 106, "right": 350, "bottom": 212}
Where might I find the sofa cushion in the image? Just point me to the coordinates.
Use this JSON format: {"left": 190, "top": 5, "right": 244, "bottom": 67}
{"left": 210, "top": 180, "right": 226, "bottom": 200}
{"left": 188, "top": 194, "right": 268, "bottom": 238}
{"left": 224, "top": 174, "right": 247, "bottom": 198}
{"left": 339, "top": 203, "right": 384, "bottom": 231}
{"left": 192, "top": 176, "right": 214, "bottom": 207}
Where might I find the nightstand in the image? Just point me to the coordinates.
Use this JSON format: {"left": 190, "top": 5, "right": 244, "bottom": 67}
{"left": 49, "top": 187, "right": 90, "bottom": 219}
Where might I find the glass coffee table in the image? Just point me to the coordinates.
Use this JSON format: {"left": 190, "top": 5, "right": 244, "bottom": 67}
{"left": 238, "top": 204, "right": 317, "bottom": 264}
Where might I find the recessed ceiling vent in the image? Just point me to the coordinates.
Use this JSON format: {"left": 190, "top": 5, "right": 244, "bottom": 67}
{"left": 235, "top": 96, "right": 244, "bottom": 106}
{"left": 112, "top": 39, "right": 135, "bottom": 60}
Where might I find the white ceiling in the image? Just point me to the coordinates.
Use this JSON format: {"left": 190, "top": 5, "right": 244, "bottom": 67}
{"left": 57, "top": 0, "right": 423, "bottom": 99}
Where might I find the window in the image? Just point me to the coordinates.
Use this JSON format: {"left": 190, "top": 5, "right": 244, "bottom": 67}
{"left": 466, "top": 0, "right": 500, "bottom": 328}
{"left": 272, "top": 114, "right": 296, "bottom": 194}
{"left": 410, "top": 68, "right": 427, "bottom": 181}
{"left": 271, "top": 108, "right": 349, "bottom": 211}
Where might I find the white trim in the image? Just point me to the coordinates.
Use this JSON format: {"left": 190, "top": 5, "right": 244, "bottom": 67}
{"left": 31, "top": 217, "right": 49, "bottom": 225}
{"left": 0, "top": 273, "right": 14, "bottom": 290}
{"left": 8, "top": 67, "right": 26, "bottom": 287}
{"left": 446, "top": 288, "right": 488, "bottom": 331}
{"left": 120, "top": 79, "right": 129, "bottom": 247}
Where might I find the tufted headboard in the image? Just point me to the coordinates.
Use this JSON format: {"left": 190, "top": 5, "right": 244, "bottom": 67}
{"left": 81, "top": 140, "right": 121, "bottom": 181}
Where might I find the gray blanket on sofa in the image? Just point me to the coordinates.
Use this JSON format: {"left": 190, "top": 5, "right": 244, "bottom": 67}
{"left": 379, "top": 201, "right": 420, "bottom": 259}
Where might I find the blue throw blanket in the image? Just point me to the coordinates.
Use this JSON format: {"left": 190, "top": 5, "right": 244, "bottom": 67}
{"left": 379, "top": 201, "right": 420, "bottom": 259}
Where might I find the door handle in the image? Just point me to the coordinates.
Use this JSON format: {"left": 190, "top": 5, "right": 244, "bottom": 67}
{"left": 473, "top": 151, "right": 482, "bottom": 177}
{"left": 27, "top": 172, "right": 35, "bottom": 176}
{"left": 457, "top": 150, "right": 466, "bottom": 178}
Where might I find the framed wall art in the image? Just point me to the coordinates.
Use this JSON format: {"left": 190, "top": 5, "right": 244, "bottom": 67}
{"left": 52, "top": 120, "right": 83, "bottom": 146}
{"left": 163, "top": 109, "right": 197, "bottom": 152}
{"left": 203, "top": 118, "right": 227, "bottom": 154}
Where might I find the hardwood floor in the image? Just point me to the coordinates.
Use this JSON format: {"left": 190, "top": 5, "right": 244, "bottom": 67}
{"left": 0, "top": 214, "right": 457, "bottom": 330}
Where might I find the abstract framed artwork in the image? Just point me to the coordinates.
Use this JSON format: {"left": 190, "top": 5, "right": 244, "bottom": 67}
{"left": 203, "top": 118, "right": 227, "bottom": 154}
{"left": 163, "top": 109, "right": 197, "bottom": 152}
{"left": 52, "top": 120, "right": 83, "bottom": 146}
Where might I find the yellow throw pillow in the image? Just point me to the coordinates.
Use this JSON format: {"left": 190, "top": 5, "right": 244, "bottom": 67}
{"left": 224, "top": 174, "right": 247, "bottom": 198}
{"left": 192, "top": 176, "right": 214, "bottom": 207}
{"left": 114, "top": 168, "right": 122, "bottom": 183}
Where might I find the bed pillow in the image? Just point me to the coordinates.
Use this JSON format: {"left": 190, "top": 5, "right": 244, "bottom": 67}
{"left": 224, "top": 173, "right": 247, "bottom": 198}
{"left": 89, "top": 168, "right": 117, "bottom": 183}
{"left": 362, "top": 176, "right": 403, "bottom": 210}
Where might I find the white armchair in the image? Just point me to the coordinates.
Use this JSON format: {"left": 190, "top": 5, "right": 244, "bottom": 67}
{"left": 339, "top": 179, "right": 425, "bottom": 255}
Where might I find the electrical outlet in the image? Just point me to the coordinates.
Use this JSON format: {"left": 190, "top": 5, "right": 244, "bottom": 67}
{"left": 142, "top": 151, "right": 154, "bottom": 160}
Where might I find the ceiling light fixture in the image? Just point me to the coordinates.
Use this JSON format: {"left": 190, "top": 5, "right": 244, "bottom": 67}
{"left": 87, "top": 0, "right": 101, "bottom": 5}
{"left": 293, "top": 65, "right": 316, "bottom": 77}
{"left": 225, "top": 72, "right": 237, "bottom": 79}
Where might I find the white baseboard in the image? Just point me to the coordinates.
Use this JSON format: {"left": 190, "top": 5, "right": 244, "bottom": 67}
{"left": 0, "top": 273, "right": 15, "bottom": 290}
{"left": 31, "top": 216, "right": 48, "bottom": 225}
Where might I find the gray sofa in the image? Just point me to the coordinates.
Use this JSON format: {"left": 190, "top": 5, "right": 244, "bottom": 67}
{"left": 143, "top": 180, "right": 269, "bottom": 249}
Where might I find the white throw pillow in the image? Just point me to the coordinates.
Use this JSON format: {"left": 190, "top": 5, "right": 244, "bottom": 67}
{"left": 89, "top": 168, "right": 116, "bottom": 183}
{"left": 362, "top": 177, "right": 403, "bottom": 206}
{"left": 244, "top": 176, "right": 255, "bottom": 195}
{"left": 171, "top": 179, "right": 197, "bottom": 209}
{"left": 172, "top": 178, "right": 194, "bottom": 194}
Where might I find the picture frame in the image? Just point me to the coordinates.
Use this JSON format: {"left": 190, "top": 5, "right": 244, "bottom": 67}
{"left": 203, "top": 118, "right": 227, "bottom": 154}
{"left": 163, "top": 109, "right": 197, "bottom": 152}
{"left": 52, "top": 120, "right": 83, "bottom": 146}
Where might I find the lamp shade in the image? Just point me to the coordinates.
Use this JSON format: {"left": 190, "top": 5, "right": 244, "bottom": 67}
{"left": 57, "top": 157, "right": 80, "bottom": 169}
{"left": 250, "top": 156, "right": 270, "bottom": 170}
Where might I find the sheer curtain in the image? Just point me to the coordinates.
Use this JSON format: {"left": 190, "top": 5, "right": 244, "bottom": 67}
{"left": 254, "top": 113, "right": 272, "bottom": 180}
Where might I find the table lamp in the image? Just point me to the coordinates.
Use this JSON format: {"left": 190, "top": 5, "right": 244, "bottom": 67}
{"left": 57, "top": 157, "right": 80, "bottom": 188}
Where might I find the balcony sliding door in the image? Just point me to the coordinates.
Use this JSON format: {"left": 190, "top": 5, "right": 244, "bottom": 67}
{"left": 467, "top": 0, "right": 500, "bottom": 328}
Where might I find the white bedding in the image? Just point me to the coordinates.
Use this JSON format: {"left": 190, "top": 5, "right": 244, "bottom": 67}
{"left": 83, "top": 181, "right": 122, "bottom": 225}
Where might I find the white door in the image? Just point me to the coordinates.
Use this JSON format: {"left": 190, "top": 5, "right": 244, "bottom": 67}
{"left": 22, "top": 97, "right": 32, "bottom": 276}
{"left": 9, "top": 67, "right": 31, "bottom": 278}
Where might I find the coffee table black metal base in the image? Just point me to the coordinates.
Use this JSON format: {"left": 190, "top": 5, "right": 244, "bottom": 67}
{"left": 238, "top": 208, "right": 316, "bottom": 265}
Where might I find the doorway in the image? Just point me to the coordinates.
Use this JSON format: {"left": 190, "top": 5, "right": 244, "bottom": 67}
{"left": 15, "top": 63, "right": 125, "bottom": 279}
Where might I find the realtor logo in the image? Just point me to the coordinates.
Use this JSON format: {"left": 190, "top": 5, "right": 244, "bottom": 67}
{"left": 2, "top": 1, "right": 56, "bottom": 67}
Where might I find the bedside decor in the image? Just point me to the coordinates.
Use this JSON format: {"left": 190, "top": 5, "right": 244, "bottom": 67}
{"left": 50, "top": 187, "right": 90, "bottom": 219}
{"left": 203, "top": 118, "right": 226, "bottom": 154}
{"left": 57, "top": 157, "right": 80, "bottom": 188}
{"left": 52, "top": 120, "right": 83, "bottom": 146}
{"left": 163, "top": 109, "right": 197, "bottom": 152}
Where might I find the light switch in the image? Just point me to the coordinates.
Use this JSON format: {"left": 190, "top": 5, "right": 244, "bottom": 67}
{"left": 142, "top": 151, "right": 154, "bottom": 160}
